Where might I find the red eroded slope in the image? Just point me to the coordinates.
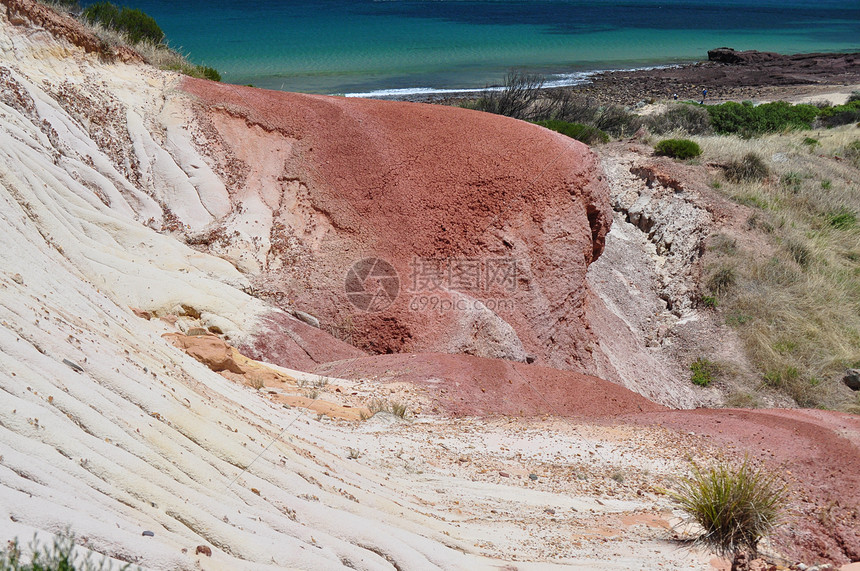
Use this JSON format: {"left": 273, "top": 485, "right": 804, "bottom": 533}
{"left": 315, "top": 352, "right": 665, "bottom": 418}
{"left": 181, "top": 78, "right": 613, "bottom": 375}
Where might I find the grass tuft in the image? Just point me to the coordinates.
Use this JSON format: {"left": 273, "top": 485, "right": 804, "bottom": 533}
{"left": 365, "top": 398, "right": 409, "bottom": 419}
{"left": 724, "top": 153, "right": 769, "bottom": 183}
{"left": 670, "top": 457, "right": 787, "bottom": 560}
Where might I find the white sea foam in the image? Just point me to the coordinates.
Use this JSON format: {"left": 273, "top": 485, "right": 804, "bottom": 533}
{"left": 341, "top": 65, "right": 681, "bottom": 99}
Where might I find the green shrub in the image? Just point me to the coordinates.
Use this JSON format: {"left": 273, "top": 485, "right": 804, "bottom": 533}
{"left": 201, "top": 66, "right": 221, "bottom": 82}
{"left": 645, "top": 103, "right": 712, "bottom": 135}
{"left": 849, "top": 91, "right": 860, "bottom": 103}
{"left": 707, "top": 101, "right": 819, "bottom": 136}
{"left": 690, "top": 358, "right": 719, "bottom": 387}
{"left": 654, "top": 138, "right": 702, "bottom": 159}
{"left": 83, "top": 2, "right": 165, "bottom": 45}
{"left": 670, "top": 458, "right": 787, "bottom": 560}
{"left": 815, "top": 101, "right": 860, "bottom": 128}
{"left": 82, "top": 1, "right": 119, "bottom": 27}
{"left": 533, "top": 120, "right": 609, "bottom": 145}
{"left": 724, "top": 153, "right": 769, "bottom": 183}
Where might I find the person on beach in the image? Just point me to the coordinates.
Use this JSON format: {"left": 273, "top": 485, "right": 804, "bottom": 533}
{"left": 701, "top": 88, "right": 707, "bottom": 104}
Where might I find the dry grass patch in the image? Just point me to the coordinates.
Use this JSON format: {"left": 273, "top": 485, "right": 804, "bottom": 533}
{"left": 692, "top": 126, "right": 860, "bottom": 410}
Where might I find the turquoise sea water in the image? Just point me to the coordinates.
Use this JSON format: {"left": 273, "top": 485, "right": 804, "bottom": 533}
{"left": 100, "top": 0, "right": 860, "bottom": 95}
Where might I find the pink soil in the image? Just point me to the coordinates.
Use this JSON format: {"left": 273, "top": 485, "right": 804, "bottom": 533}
{"left": 315, "top": 352, "right": 665, "bottom": 418}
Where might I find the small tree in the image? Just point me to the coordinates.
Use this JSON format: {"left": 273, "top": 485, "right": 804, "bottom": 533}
{"left": 670, "top": 457, "right": 787, "bottom": 565}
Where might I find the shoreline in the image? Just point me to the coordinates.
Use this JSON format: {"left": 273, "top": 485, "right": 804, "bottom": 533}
{"left": 369, "top": 49, "right": 860, "bottom": 107}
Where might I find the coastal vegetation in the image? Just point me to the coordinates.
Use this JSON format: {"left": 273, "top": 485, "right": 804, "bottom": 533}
{"left": 82, "top": 2, "right": 164, "bottom": 45}
{"left": 654, "top": 138, "right": 702, "bottom": 159}
{"left": 533, "top": 119, "right": 609, "bottom": 145}
{"left": 41, "top": 0, "right": 220, "bottom": 82}
{"left": 465, "top": 73, "right": 860, "bottom": 146}
{"left": 462, "top": 71, "right": 641, "bottom": 137}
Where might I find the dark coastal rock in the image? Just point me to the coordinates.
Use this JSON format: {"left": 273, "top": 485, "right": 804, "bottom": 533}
{"left": 844, "top": 369, "right": 860, "bottom": 391}
{"left": 708, "top": 48, "right": 782, "bottom": 65}
{"left": 574, "top": 49, "right": 860, "bottom": 106}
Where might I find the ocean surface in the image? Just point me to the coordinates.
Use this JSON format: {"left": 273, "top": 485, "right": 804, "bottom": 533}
{"left": 98, "top": 0, "right": 860, "bottom": 96}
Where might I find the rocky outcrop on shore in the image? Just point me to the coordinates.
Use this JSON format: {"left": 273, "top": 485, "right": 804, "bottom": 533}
{"left": 574, "top": 48, "right": 860, "bottom": 106}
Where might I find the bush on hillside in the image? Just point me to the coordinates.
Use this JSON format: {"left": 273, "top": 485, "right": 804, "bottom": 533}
{"left": 670, "top": 458, "right": 787, "bottom": 562}
{"left": 534, "top": 120, "right": 609, "bottom": 145}
{"left": 844, "top": 140, "right": 860, "bottom": 167}
{"left": 201, "top": 66, "right": 221, "bottom": 82}
{"left": 690, "top": 358, "right": 719, "bottom": 387}
{"left": 707, "top": 101, "right": 819, "bottom": 136}
{"left": 654, "top": 138, "right": 702, "bottom": 159}
{"left": 593, "top": 104, "right": 642, "bottom": 137}
{"left": 536, "top": 90, "right": 602, "bottom": 124}
{"left": 826, "top": 207, "right": 857, "bottom": 230}
{"left": 49, "top": 0, "right": 81, "bottom": 9}
{"left": 83, "top": 2, "right": 165, "bottom": 45}
{"left": 464, "top": 71, "right": 545, "bottom": 120}
{"left": 724, "top": 152, "right": 769, "bottom": 182}
{"left": 815, "top": 101, "right": 860, "bottom": 128}
{"left": 463, "top": 73, "right": 641, "bottom": 137}
{"left": 645, "top": 103, "right": 712, "bottom": 135}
